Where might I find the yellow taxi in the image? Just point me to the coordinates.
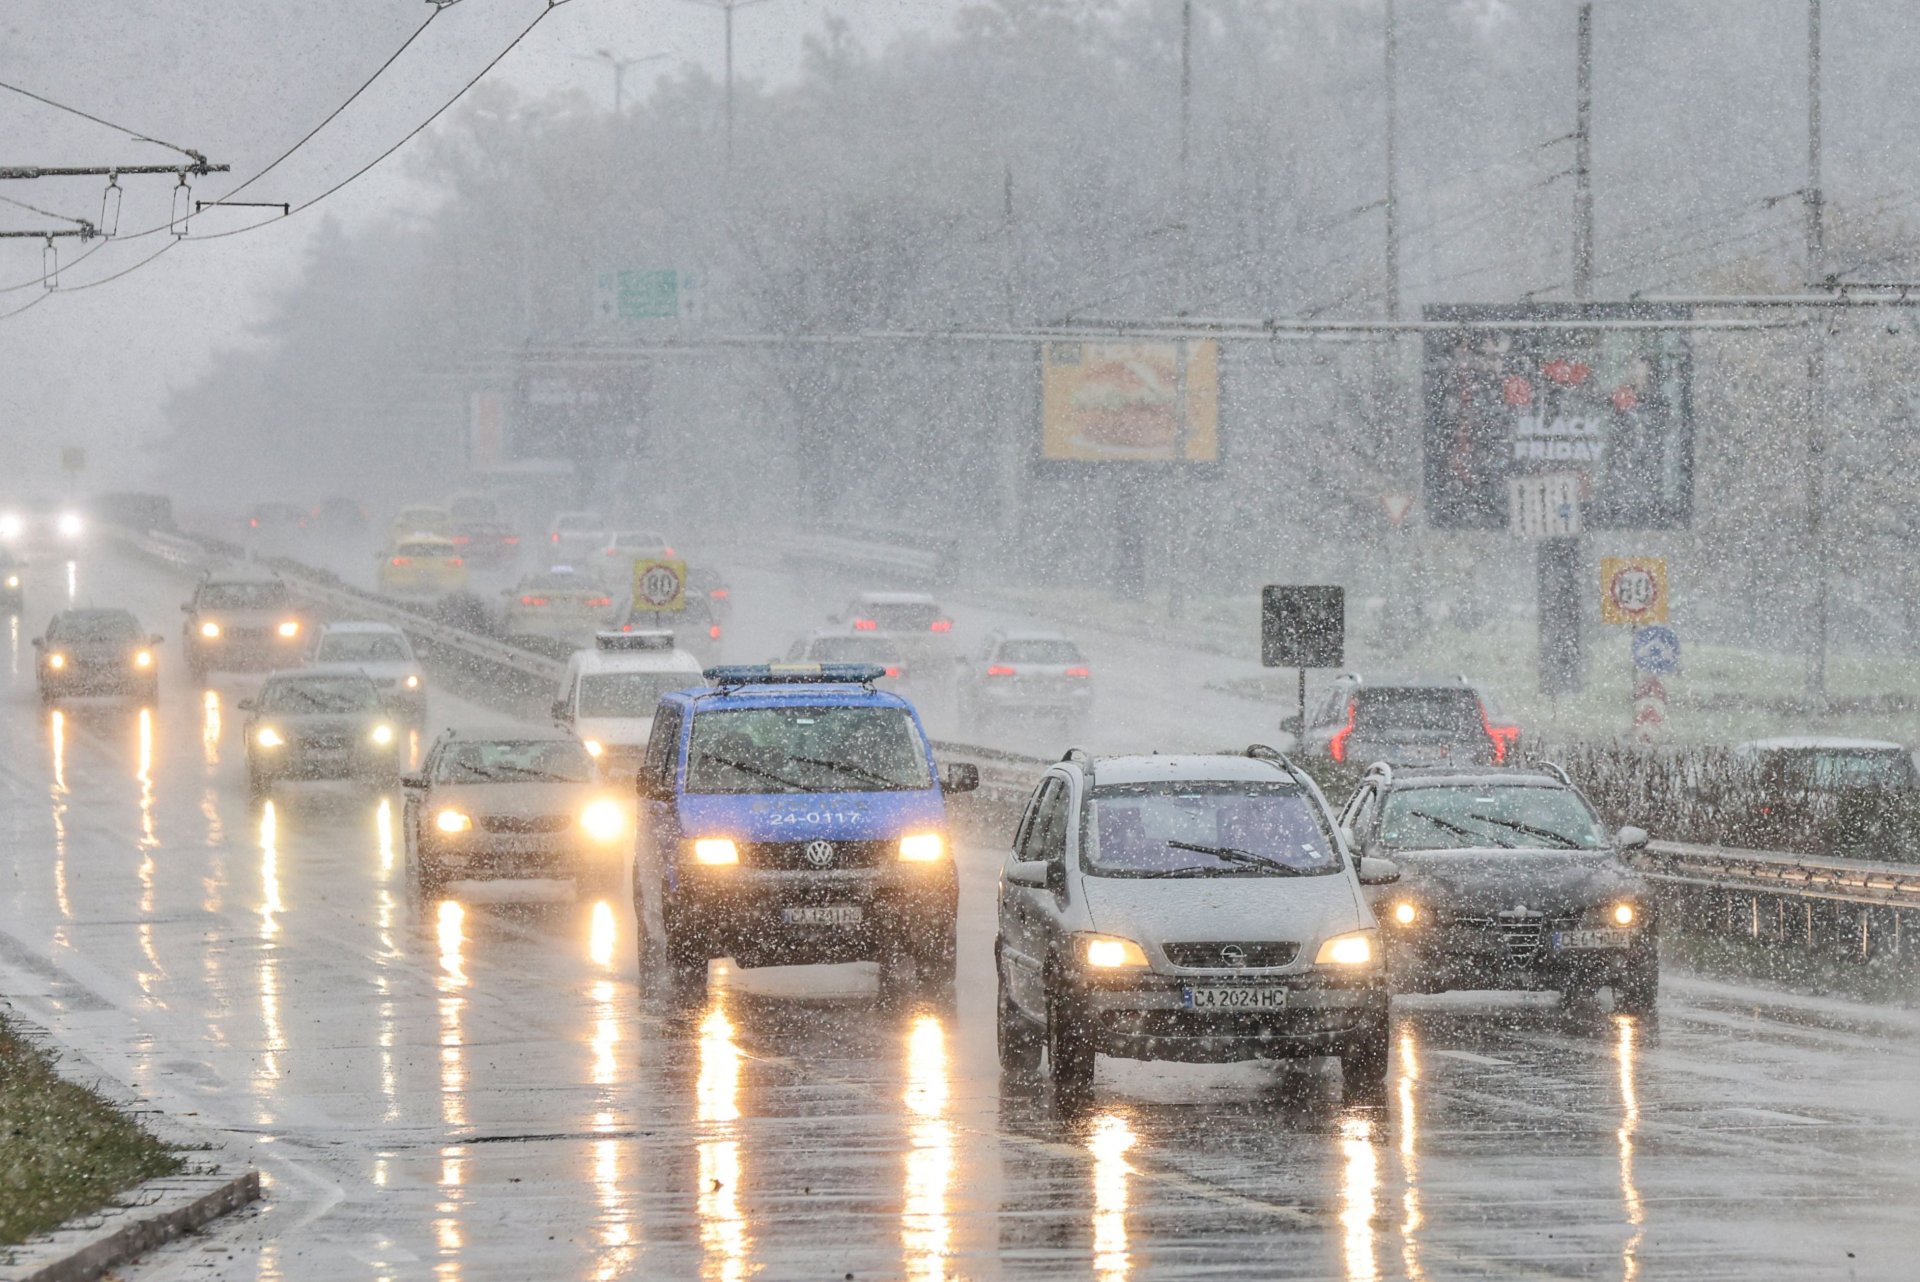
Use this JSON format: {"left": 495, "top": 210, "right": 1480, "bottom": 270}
{"left": 388, "top": 505, "right": 453, "bottom": 545}
{"left": 378, "top": 535, "right": 469, "bottom": 598}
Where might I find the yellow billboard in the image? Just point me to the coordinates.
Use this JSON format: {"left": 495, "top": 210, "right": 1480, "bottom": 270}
{"left": 1042, "top": 341, "right": 1220, "bottom": 462}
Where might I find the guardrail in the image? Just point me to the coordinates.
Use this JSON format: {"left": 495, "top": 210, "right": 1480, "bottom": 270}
{"left": 774, "top": 528, "right": 946, "bottom": 587}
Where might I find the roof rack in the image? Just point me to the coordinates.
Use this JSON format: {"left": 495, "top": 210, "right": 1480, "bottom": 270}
{"left": 1536, "top": 760, "right": 1572, "bottom": 786}
{"left": 1059, "top": 746, "right": 1095, "bottom": 782}
{"left": 1362, "top": 760, "right": 1393, "bottom": 784}
{"left": 1243, "top": 743, "right": 1316, "bottom": 789}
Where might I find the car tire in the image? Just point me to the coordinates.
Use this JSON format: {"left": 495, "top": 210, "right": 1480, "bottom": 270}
{"left": 138, "top": 680, "right": 160, "bottom": 706}
{"left": 662, "top": 910, "right": 709, "bottom": 1001}
{"left": 1046, "top": 989, "right": 1095, "bottom": 1104}
{"left": 417, "top": 850, "right": 449, "bottom": 897}
{"left": 1341, "top": 1019, "right": 1391, "bottom": 1107}
{"left": 1614, "top": 956, "right": 1659, "bottom": 1017}
{"left": 997, "top": 971, "right": 1043, "bottom": 1076}
{"left": 247, "top": 767, "right": 269, "bottom": 800}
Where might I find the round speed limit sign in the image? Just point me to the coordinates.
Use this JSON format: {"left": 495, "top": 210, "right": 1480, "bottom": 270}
{"left": 632, "top": 559, "right": 687, "bottom": 612}
{"left": 1601, "top": 557, "right": 1667, "bottom": 625}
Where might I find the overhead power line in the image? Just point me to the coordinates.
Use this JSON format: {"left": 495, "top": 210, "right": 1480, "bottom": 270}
{"left": 0, "top": 79, "right": 208, "bottom": 164}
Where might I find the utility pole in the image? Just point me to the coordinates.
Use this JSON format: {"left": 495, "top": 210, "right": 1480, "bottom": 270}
{"left": 1805, "top": 0, "right": 1829, "bottom": 698}
{"left": 676, "top": 0, "right": 777, "bottom": 173}
{"left": 575, "top": 50, "right": 665, "bottom": 114}
{"left": 1573, "top": 1, "right": 1594, "bottom": 296}
{"left": 1384, "top": 0, "right": 1400, "bottom": 322}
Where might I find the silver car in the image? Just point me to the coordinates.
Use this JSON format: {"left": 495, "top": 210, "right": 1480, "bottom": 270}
{"left": 402, "top": 729, "right": 630, "bottom": 894}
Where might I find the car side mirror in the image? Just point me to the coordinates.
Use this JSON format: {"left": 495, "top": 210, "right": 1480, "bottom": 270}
{"left": 635, "top": 772, "right": 667, "bottom": 802}
{"left": 1280, "top": 712, "right": 1304, "bottom": 735}
{"left": 1616, "top": 825, "right": 1650, "bottom": 851}
{"left": 1044, "top": 857, "right": 1067, "bottom": 893}
{"left": 1357, "top": 855, "right": 1401, "bottom": 886}
{"left": 29, "top": 637, "right": 42, "bottom": 649}
{"left": 236, "top": 698, "right": 255, "bottom": 712}
{"left": 400, "top": 771, "right": 427, "bottom": 790}
{"left": 944, "top": 762, "right": 980, "bottom": 795}
{"left": 550, "top": 699, "right": 568, "bottom": 721}
{"left": 150, "top": 634, "right": 165, "bottom": 646}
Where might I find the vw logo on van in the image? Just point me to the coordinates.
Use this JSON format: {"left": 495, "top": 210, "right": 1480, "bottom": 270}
{"left": 803, "top": 840, "right": 836, "bottom": 868}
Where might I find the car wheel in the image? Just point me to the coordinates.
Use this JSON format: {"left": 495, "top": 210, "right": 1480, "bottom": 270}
{"left": 1341, "top": 1019, "right": 1391, "bottom": 1107}
{"left": 1046, "top": 989, "right": 1095, "bottom": 1104}
{"left": 662, "top": 909, "right": 709, "bottom": 1001}
{"left": 417, "top": 849, "right": 449, "bottom": 896}
{"left": 139, "top": 680, "right": 160, "bottom": 705}
{"left": 247, "top": 767, "right": 269, "bottom": 800}
{"left": 1614, "top": 956, "right": 1659, "bottom": 1017}
{"left": 997, "top": 969, "right": 1043, "bottom": 1075}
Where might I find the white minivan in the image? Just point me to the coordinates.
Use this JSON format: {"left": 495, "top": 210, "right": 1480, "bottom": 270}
{"left": 553, "top": 631, "right": 706, "bottom": 776}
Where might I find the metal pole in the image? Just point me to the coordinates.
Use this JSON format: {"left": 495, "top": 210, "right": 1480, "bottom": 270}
{"left": 614, "top": 62, "right": 625, "bottom": 114}
{"left": 1574, "top": 2, "right": 1594, "bottom": 296}
{"left": 1384, "top": 0, "right": 1401, "bottom": 321}
{"left": 724, "top": 1, "right": 736, "bottom": 172}
{"left": 1806, "top": 0, "right": 1828, "bottom": 698}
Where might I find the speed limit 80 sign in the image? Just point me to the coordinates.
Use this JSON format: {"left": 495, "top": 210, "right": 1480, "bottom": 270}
{"left": 1600, "top": 556, "right": 1668, "bottom": 625}
{"left": 631, "top": 558, "right": 687, "bottom": 612}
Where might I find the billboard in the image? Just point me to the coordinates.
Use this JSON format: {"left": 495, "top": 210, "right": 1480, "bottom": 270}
{"left": 1422, "top": 303, "right": 1693, "bottom": 529}
{"left": 1041, "top": 340, "right": 1220, "bottom": 462}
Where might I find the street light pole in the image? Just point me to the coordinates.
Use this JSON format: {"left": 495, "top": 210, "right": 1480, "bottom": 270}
{"left": 675, "top": 0, "right": 778, "bottom": 172}
{"left": 574, "top": 50, "right": 666, "bottom": 115}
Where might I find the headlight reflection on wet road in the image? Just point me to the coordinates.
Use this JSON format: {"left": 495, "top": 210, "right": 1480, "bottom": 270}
{"left": 1339, "top": 1114, "right": 1379, "bottom": 1282}
{"left": 1396, "top": 1028, "right": 1427, "bottom": 1282}
{"left": 435, "top": 899, "right": 470, "bottom": 1275}
{"left": 202, "top": 689, "right": 221, "bottom": 765}
{"left": 49, "top": 708, "right": 70, "bottom": 922}
{"left": 1088, "top": 1111, "right": 1136, "bottom": 1282}
{"left": 697, "top": 1002, "right": 749, "bottom": 1282}
{"left": 254, "top": 800, "right": 285, "bottom": 1113}
{"left": 135, "top": 708, "right": 163, "bottom": 995}
{"left": 1617, "top": 1015, "right": 1644, "bottom": 1281}
{"left": 902, "top": 1013, "right": 953, "bottom": 1282}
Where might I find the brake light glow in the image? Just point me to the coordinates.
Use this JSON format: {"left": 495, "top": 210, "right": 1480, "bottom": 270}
{"left": 249, "top": 517, "right": 259, "bottom": 528}
{"left": 452, "top": 535, "right": 472, "bottom": 545}
{"left": 504, "top": 536, "right": 521, "bottom": 545}
{"left": 551, "top": 532, "right": 561, "bottom": 543}
{"left": 521, "top": 596, "right": 548, "bottom": 606}
{"left": 852, "top": 618, "right": 877, "bottom": 631}
{"left": 930, "top": 618, "right": 953, "bottom": 633}
{"left": 986, "top": 664, "right": 1016, "bottom": 677}
{"left": 585, "top": 596, "right": 612, "bottom": 607}
{"left": 605, "top": 547, "right": 619, "bottom": 555}
{"left": 1481, "top": 704, "right": 1519, "bottom": 764}
{"left": 448, "top": 557, "right": 464, "bottom": 567}
{"left": 709, "top": 625, "right": 722, "bottom": 639}
{"left": 390, "top": 557, "right": 411, "bottom": 566}
{"left": 884, "top": 666, "right": 901, "bottom": 678}
{"left": 1065, "top": 666, "right": 1091, "bottom": 678}
{"left": 1328, "top": 699, "right": 1358, "bottom": 763}
{"left": 711, "top": 588, "right": 729, "bottom": 599}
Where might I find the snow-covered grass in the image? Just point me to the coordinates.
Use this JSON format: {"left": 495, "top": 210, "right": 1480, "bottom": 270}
{"left": 0, "top": 1016, "right": 181, "bottom": 1246}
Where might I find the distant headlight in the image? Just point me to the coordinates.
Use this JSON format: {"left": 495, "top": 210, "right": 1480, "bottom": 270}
{"left": 692, "top": 837, "right": 738, "bottom": 865}
{"left": 436, "top": 809, "right": 472, "bottom": 834}
{"left": 369, "top": 724, "right": 395, "bottom": 746}
{"left": 580, "top": 799, "right": 626, "bottom": 843}
{"left": 276, "top": 620, "right": 300, "bottom": 639}
{"left": 47, "top": 653, "right": 67, "bottom": 670}
{"left": 1314, "top": 930, "right": 1377, "bottom": 967}
{"left": 4, "top": 575, "right": 17, "bottom": 588}
{"left": 1081, "top": 934, "right": 1150, "bottom": 969}
{"left": 56, "top": 512, "right": 82, "bottom": 538}
{"left": 897, "top": 831, "right": 946, "bottom": 862}
{"left": 1612, "top": 902, "right": 1637, "bottom": 927}
{"left": 582, "top": 738, "right": 604, "bottom": 759}
{"left": 0, "top": 514, "right": 21, "bottom": 539}
{"left": 1390, "top": 901, "right": 1419, "bottom": 927}
{"left": 134, "top": 650, "right": 154, "bottom": 669}
{"left": 255, "top": 727, "right": 285, "bottom": 749}
{"left": 404, "top": 674, "right": 421, "bottom": 690}
{"left": 200, "top": 621, "right": 221, "bottom": 639}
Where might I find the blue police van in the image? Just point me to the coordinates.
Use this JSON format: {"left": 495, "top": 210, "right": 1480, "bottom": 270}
{"left": 633, "top": 663, "right": 979, "bottom": 998}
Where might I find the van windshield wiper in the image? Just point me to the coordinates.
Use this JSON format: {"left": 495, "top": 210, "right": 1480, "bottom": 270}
{"left": 789, "top": 754, "right": 905, "bottom": 790}
{"left": 703, "top": 755, "right": 808, "bottom": 792}
{"left": 1166, "top": 840, "right": 1307, "bottom": 875}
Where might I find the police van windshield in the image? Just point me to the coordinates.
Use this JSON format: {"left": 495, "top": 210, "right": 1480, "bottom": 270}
{"left": 1086, "top": 781, "right": 1341, "bottom": 877}
{"left": 579, "top": 673, "right": 690, "bottom": 718}
{"left": 685, "top": 707, "right": 932, "bottom": 794}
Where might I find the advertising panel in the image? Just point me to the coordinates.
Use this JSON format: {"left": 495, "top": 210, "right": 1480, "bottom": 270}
{"left": 1041, "top": 340, "right": 1220, "bottom": 463}
{"left": 1422, "top": 303, "right": 1693, "bottom": 529}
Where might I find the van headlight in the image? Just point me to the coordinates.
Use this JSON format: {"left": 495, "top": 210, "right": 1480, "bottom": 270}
{"left": 134, "top": 650, "right": 154, "bottom": 669}
{"left": 276, "top": 620, "right": 300, "bottom": 639}
{"left": 897, "top": 832, "right": 946, "bottom": 862}
{"left": 581, "top": 799, "right": 626, "bottom": 843}
{"left": 692, "top": 837, "right": 739, "bottom": 865}
{"left": 582, "top": 738, "right": 604, "bottom": 759}
{"left": 1390, "top": 901, "right": 1419, "bottom": 927}
{"left": 1080, "top": 934, "right": 1150, "bottom": 969}
{"left": 1314, "top": 930, "right": 1377, "bottom": 967}
{"left": 436, "top": 809, "right": 472, "bottom": 834}
{"left": 404, "top": 674, "right": 421, "bottom": 690}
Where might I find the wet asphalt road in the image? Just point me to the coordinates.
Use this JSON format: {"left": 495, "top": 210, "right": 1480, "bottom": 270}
{"left": 3, "top": 548, "right": 1919, "bottom": 1280}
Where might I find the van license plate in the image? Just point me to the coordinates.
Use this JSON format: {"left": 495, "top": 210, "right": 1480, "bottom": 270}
{"left": 1183, "top": 986, "right": 1287, "bottom": 1011}
{"left": 783, "top": 905, "right": 862, "bottom": 927}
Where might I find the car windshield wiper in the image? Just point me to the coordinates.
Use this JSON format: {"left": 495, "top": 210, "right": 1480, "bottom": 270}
{"left": 481, "top": 763, "right": 568, "bottom": 782}
{"left": 1120, "top": 865, "right": 1225, "bottom": 878}
{"left": 1400, "top": 809, "right": 1513, "bottom": 848}
{"left": 789, "top": 754, "right": 906, "bottom": 790}
{"left": 702, "top": 754, "right": 809, "bottom": 793}
{"left": 1166, "top": 840, "right": 1308, "bottom": 875}
{"left": 1465, "top": 813, "right": 1584, "bottom": 849}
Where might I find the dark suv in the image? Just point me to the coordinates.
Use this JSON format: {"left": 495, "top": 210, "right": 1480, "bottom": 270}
{"left": 1336, "top": 763, "right": 1658, "bottom": 1013}
{"left": 1291, "top": 674, "right": 1518, "bottom": 767}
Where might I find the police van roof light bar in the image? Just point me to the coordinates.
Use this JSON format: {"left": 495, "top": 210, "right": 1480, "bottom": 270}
{"left": 703, "top": 662, "right": 890, "bottom": 687}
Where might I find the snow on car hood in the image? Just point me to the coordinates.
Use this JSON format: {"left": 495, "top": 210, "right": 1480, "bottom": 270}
{"left": 1080, "top": 870, "right": 1367, "bottom": 959}
{"left": 1386, "top": 848, "right": 1643, "bottom": 915}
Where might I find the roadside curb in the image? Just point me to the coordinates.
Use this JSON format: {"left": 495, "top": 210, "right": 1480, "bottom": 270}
{"left": 0, "top": 1018, "right": 261, "bottom": 1282}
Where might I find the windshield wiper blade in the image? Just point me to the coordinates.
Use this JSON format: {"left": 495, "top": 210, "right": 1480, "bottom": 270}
{"left": 1166, "top": 840, "right": 1307, "bottom": 875}
{"left": 1465, "top": 813, "right": 1582, "bottom": 849}
{"left": 789, "top": 754, "right": 903, "bottom": 789}
{"left": 1401, "top": 809, "right": 1513, "bottom": 848}
{"left": 704, "top": 754, "right": 808, "bottom": 793}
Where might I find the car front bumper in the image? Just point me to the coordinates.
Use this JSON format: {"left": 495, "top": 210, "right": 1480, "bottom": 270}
{"left": 668, "top": 864, "right": 958, "bottom": 966}
{"left": 251, "top": 743, "right": 398, "bottom": 781}
{"left": 42, "top": 664, "right": 153, "bottom": 695}
{"left": 1385, "top": 926, "right": 1656, "bottom": 993}
{"left": 1070, "top": 973, "right": 1387, "bottom": 1063}
{"left": 424, "top": 834, "right": 624, "bottom": 880}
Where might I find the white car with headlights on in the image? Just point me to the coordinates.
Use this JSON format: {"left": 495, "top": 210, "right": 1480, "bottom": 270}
{"left": 312, "top": 621, "right": 428, "bottom": 725}
{"left": 240, "top": 668, "right": 401, "bottom": 796}
{"left": 402, "top": 729, "right": 629, "bottom": 894}
{"left": 552, "top": 630, "right": 706, "bottom": 776}
{"left": 181, "top": 565, "right": 306, "bottom": 679}
{"left": 995, "top": 747, "right": 1398, "bottom": 1107}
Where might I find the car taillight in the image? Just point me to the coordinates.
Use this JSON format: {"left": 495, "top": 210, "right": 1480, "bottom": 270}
{"left": 884, "top": 665, "right": 902, "bottom": 678}
{"left": 448, "top": 557, "right": 465, "bottom": 567}
{"left": 605, "top": 547, "right": 619, "bottom": 555}
{"left": 504, "top": 536, "right": 521, "bottom": 545}
{"left": 709, "top": 625, "right": 721, "bottom": 639}
{"left": 711, "top": 588, "right": 730, "bottom": 599}
{"left": 585, "top": 596, "right": 612, "bottom": 607}
{"left": 664, "top": 547, "right": 676, "bottom": 557}
{"left": 1065, "top": 666, "right": 1091, "bottom": 678}
{"left": 452, "top": 535, "right": 472, "bottom": 545}
{"left": 550, "top": 532, "right": 561, "bottom": 543}
{"left": 986, "top": 664, "right": 1016, "bottom": 677}
{"left": 521, "top": 596, "right": 548, "bottom": 606}
{"left": 390, "top": 556, "right": 411, "bottom": 566}
{"left": 1328, "top": 699, "right": 1358, "bottom": 763}
{"left": 852, "top": 618, "right": 877, "bottom": 631}
{"left": 930, "top": 618, "right": 953, "bottom": 633}
{"left": 249, "top": 517, "right": 259, "bottom": 528}
{"left": 1480, "top": 704, "right": 1519, "bottom": 764}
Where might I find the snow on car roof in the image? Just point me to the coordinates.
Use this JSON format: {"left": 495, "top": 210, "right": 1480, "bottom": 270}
{"left": 1089, "top": 754, "right": 1293, "bottom": 786}
{"left": 202, "top": 563, "right": 284, "bottom": 583}
{"left": 996, "top": 628, "right": 1074, "bottom": 642}
{"left": 319, "top": 621, "right": 406, "bottom": 635}
{"left": 569, "top": 646, "right": 705, "bottom": 676}
{"left": 855, "top": 591, "right": 939, "bottom": 605}
{"left": 1737, "top": 736, "right": 1909, "bottom": 752}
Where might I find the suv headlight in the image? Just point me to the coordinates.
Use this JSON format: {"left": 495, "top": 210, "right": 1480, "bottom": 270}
{"left": 581, "top": 799, "right": 625, "bottom": 842}
{"left": 134, "top": 650, "right": 154, "bottom": 669}
{"left": 897, "top": 831, "right": 946, "bottom": 862}
{"left": 200, "top": 621, "right": 221, "bottom": 639}
{"left": 369, "top": 723, "right": 395, "bottom": 746}
{"left": 1389, "top": 900, "right": 1420, "bottom": 927}
{"left": 436, "top": 809, "right": 472, "bottom": 834}
{"left": 255, "top": 726, "right": 284, "bottom": 749}
{"left": 1079, "top": 934, "right": 1150, "bottom": 969}
{"left": 1314, "top": 930, "right": 1377, "bottom": 967}
{"left": 404, "top": 673, "right": 421, "bottom": 690}
{"left": 46, "top": 653, "right": 66, "bottom": 670}
{"left": 1609, "top": 901, "right": 1638, "bottom": 927}
{"left": 276, "top": 620, "right": 300, "bottom": 639}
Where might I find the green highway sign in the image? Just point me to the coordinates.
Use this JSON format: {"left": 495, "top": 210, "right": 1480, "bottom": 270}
{"left": 596, "top": 269, "right": 680, "bottom": 321}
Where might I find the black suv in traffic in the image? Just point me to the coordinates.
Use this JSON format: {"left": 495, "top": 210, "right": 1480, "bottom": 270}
{"left": 1291, "top": 673, "right": 1518, "bottom": 768}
